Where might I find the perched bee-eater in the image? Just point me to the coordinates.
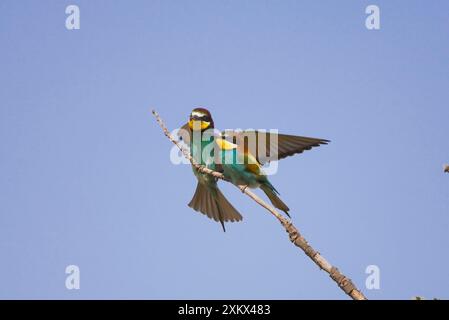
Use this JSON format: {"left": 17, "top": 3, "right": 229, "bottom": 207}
{"left": 178, "top": 107, "right": 329, "bottom": 231}
{"left": 179, "top": 108, "right": 243, "bottom": 232}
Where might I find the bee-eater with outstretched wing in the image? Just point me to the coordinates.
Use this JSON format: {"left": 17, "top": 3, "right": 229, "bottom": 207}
{"left": 217, "top": 129, "right": 329, "bottom": 217}
{"left": 178, "top": 107, "right": 329, "bottom": 230}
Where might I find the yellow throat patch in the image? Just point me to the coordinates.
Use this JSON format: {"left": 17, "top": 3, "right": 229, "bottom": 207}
{"left": 189, "top": 119, "right": 210, "bottom": 130}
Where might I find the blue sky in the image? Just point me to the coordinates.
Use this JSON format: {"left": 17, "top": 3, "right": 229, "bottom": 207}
{"left": 0, "top": 0, "right": 448, "bottom": 299}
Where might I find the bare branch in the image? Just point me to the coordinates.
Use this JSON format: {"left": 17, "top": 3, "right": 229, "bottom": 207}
{"left": 152, "top": 109, "right": 367, "bottom": 300}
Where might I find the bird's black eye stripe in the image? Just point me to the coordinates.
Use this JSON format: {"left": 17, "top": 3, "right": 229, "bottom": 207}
{"left": 191, "top": 115, "right": 210, "bottom": 121}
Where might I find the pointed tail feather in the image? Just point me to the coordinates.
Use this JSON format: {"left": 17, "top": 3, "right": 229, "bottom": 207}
{"left": 188, "top": 183, "right": 243, "bottom": 231}
{"left": 260, "top": 184, "right": 291, "bottom": 218}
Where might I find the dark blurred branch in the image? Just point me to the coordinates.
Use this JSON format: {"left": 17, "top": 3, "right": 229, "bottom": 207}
{"left": 444, "top": 164, "right": 449, "bottom": 173}
{"left": 152, "top": 109, "right": 367, "bottom": 301}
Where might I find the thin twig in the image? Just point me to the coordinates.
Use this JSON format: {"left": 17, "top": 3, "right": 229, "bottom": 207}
{"left": 152, "top": 109, "right": 367, "bottom": 300}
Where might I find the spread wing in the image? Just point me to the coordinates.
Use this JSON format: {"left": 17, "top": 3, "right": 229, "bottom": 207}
{"left": 221, "top": 130, "right": 329, "bottom": 165}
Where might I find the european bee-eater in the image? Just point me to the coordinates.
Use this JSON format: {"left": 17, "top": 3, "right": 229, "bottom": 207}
{"left": 180, "top": 108, "right": 243, "bottom": 232}
{"left": 179, "top": 107, "right": 329, "bottom": 231}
